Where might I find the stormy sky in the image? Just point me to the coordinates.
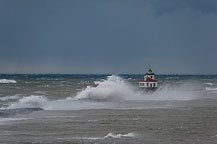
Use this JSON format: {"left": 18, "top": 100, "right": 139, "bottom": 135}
{"left": 0, "top": 0, "right": 217, "bottom": 74}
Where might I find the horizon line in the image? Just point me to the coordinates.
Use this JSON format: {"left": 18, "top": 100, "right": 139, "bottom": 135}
{"left": 0, "top": 73, "right": 217, "bottom": 75}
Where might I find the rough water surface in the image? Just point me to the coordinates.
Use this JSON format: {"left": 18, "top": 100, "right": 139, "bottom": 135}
{"left": 0, "top": 74, "right": 217, "bottom": 143}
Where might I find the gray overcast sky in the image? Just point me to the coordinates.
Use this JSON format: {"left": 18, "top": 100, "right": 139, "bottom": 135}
{"left": 0, "top": 0, "right": 217, "bottom": 74}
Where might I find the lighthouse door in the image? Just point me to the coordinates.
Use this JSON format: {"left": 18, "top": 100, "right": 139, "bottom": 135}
{"left": 150, "top": 84, "right": 152, "bottom": 87}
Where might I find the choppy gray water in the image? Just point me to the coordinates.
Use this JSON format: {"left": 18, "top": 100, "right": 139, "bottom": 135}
{"left": 0, "top": 74, "right": 217, "bottom": 143}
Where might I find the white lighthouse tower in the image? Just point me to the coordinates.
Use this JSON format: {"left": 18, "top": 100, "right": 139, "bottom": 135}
{"left": 139, "top": 69, "right": 158, "bottom": 88}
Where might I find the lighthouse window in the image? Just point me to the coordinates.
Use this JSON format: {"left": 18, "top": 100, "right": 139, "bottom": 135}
{"left": 140, "top": 83, "right": 144, "bottom": 86}
{"left": 150, "top": 76, "right": 152, "bottom": 78}
{"left": 147, "top": 83, "right": 149, "bottom": 86}
{"left": 154, "top": 83, "right": 156, "bottom": 87}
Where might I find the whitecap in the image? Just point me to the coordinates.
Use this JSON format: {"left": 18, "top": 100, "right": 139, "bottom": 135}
{"left": 25, "top": 82, "right": 31, "bottom": 84}
{"left": 104, "top": 132, "right": 136, "bottom": 139}
{"left": 205, "top": 87, "right": 217, "bottom": 91}
{"left": 57, "top": 132, "right": 136, "bottom": 140}
{"left": 0, "top": 95, "right": 20, "bottom": 101}
{"left": 0, "top": 79, "right": 17, "bottom": 84}
{"left": 204, "top": 83, "right": 213, "bottom": 86}
{"left": 34, "top": 91, "right": 47, "bottom": 94}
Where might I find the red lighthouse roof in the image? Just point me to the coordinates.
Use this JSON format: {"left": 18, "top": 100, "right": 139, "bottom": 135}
{"left": 139, "top": 77, "right": 157, "bottom": 82}
{"left": 145, "top": 77, "right": 157, "bottom": 82}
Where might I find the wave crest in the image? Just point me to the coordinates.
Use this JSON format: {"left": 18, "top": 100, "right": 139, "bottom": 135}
{"left": 74, "top": 75, "right": 140, "bottom": 101}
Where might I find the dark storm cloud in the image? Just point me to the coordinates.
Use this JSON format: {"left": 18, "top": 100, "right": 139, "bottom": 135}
{"left": 0, "top": 0, "right": 217, "bottom": 74}
{"left": 149, "top": 0, "right": 217, "bottom": 15}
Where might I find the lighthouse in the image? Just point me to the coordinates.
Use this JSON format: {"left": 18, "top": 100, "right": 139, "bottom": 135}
{"left": 139, "top": 69, "right": 158, "bottom": 89}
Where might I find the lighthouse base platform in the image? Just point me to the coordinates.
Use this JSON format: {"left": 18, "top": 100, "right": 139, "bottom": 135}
{"left": 139, "top": 87, "right": 158, "bottom": 93}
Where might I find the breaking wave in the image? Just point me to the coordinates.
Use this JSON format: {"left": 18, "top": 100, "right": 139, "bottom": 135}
{"left": 2, "top": 75, "right": 200, "bottom": 110}
{"left": 0, "top": 79, "right": 17, "bottom": 84}
{"left": 73, "top": 75, "right": 197, "bottom": 101}
{"left": 74, "top": 75, "right": 140, "bottom": 101}
{"left": 6, "top": 95, "right": 47, "bottom": 109}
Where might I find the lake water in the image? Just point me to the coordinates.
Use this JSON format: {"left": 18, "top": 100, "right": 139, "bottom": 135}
{"left": 0, "top": 74, "right": 217, "bottom": 143}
